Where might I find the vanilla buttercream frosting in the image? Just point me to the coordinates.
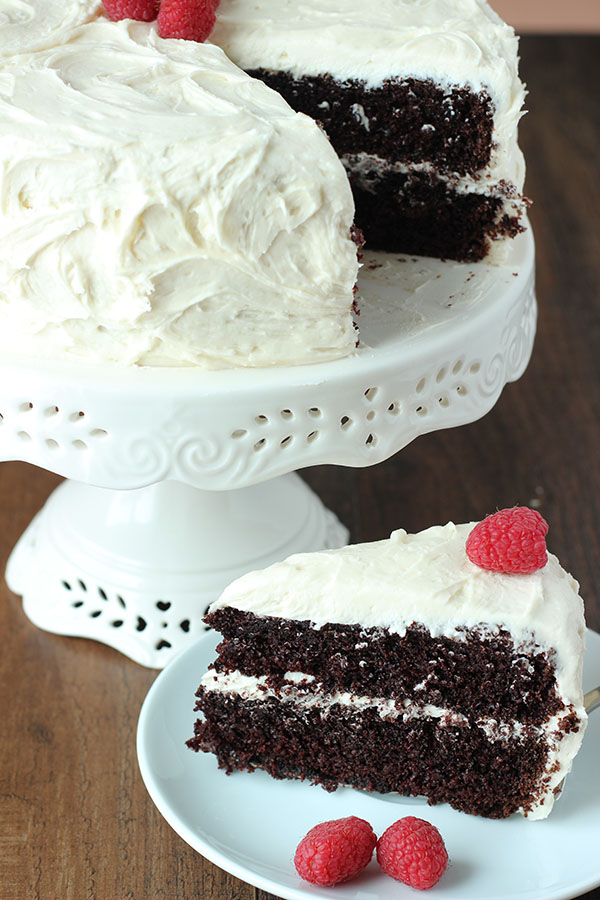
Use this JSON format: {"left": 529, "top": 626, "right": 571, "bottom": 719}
{"left": 0, "top": 0, "right": 100, "bottom": 56}
{"left": 214, "top": 0, "right": 520, "bottom": 92}
{"left": 0, "top": 1, "right": 358, "bottom": 367}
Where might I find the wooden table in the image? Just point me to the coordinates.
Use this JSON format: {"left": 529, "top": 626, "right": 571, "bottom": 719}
{"left": 1, "top": 35, "right": 599, "bottom": 900}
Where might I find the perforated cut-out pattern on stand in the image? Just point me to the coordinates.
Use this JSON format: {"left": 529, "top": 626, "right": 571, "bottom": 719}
{"left": 1, "top": 402, "right": 110, "bottom": 455}
{"left": 0, "top": 232, "right": 535, "bottom": 491}
{"left": 62, "top": 580, "right": 198, "bottom": 655}
{"left": 23, "top": 563, "right": 207, "bottom": 667}
{"left": 6, "top": 474, "right": 349, "bottom": 667}
{"left": 3, "top": 229, "right": 536, "bottom": 667}
{"left": 8, "top": 518, "right": 209, "bottom": 668}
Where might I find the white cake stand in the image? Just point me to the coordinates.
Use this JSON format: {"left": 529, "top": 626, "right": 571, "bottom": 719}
{"left": 2, "top": 229, "right": 536, "bottom": 667}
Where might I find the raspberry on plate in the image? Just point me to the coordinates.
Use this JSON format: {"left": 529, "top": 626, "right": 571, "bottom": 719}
{"left": 377, "top": 816, "right": 448, "bottom": 890}
{"left": 466, "top": 506, "right": 549, "bottom": 574}
{"left": 294, "top": 816, "right": 377, "bottom": 886}
{"left": 157, "top": 0, "right": 220, "bottom": 42}
{"left": 102, "top": 0, "right": 159, "bottom": 21}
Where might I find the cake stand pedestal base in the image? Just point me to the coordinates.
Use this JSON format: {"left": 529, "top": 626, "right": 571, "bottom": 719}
{"left": 6, "top": 474, "right": 347, "bottom": 668}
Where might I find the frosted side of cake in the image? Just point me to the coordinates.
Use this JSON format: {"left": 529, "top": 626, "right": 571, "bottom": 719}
{"left": 0, "top": 1, "right": 358, "bottom": 367}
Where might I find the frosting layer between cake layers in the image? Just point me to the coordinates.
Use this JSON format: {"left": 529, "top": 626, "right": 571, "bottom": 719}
{"left": 0, "top": 0, "right": 358, "bottom": 367}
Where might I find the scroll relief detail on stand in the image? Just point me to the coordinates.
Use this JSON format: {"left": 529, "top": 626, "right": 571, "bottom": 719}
{"left": 0, "top": 275, "right": 537, "bottom": 491}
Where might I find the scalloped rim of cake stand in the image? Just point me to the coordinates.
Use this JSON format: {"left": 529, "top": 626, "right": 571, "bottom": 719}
{"left": 0, "top": 225, "right": 535, "bottom": 492}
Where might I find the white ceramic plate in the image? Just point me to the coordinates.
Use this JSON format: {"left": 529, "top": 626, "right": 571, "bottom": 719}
{"left": 137, "top": 629, "right": 600, "bottom": 900}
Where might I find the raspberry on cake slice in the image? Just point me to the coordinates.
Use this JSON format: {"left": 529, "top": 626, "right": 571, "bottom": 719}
{"left": 466, "top": 506, "right": 549, "bottom": 573}
{"left": 188, "top": 513, "right": 587, "bottom": 819}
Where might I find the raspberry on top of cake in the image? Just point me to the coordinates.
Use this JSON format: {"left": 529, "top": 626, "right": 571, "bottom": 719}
{"left": 0, "top": 0, "right": 359, "bottom": 367}
{"left": 212, "top": 0, "right": 528, "bottom": 263}
{"left": 189, "top": 514, "right": 587, "bottom": 819}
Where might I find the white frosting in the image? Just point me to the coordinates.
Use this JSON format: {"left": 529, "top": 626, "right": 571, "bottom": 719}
{"left": 212, "top": 0, "right": 527, "bottom": 191}
{"left": 202, "top": 668, "right": 481, "bottom": 728}
{"left": 0, "top": 0, "right": 100, "bottom": 56}
{"left": 201, "top": 666, "right": 585, "bottom": 818}
{"left": 211, "top": 521, "right": 586, "bottom": 724}
{"left": 203, "top": 668, "right": 409, "bottom": 719}
{"left": 0, "top": 2, "right": 358, "bottom": 367}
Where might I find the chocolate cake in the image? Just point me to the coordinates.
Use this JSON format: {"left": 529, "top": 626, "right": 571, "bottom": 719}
{"left": 188, "top": 521, "right": 587, "bottom": 819}
{"left": 212, "top": 0, "right": 528, "bottom": 262}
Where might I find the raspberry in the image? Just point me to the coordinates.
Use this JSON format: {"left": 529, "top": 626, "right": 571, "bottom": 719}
{"left": 102, "top": 0, "right": 159, "bottom": 21}
{"left": 157, "top": 0, "right": 220, "bottom": 41}
{"left": 294, "top": 816, "right": 376, "bottom": 886}
{"left": 466, "top": 507, "right": 549, "bottom": 574}
{"left": 377, "top": 817, "right": 448, "bottom": 890}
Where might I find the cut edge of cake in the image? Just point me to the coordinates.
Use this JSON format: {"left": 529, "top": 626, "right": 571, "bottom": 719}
{"left": 212, "top": 0, "right": 529, "bottom": 263}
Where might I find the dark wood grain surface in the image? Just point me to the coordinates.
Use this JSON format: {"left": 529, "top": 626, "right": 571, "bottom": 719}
{"left": 1, "top": 35, "right": 599, "bottom": 900}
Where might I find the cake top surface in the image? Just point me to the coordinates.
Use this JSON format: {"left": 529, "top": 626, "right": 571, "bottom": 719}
{"left": 213, "top": 0, "right": 523, "bottom": 97}
{"left": 0, "top": 0, "right": 357, "bottom": 367}
{"left": 0, "top": 16, "right": 319, "bottom": 144}
{"left": 212, "top": 521, "right": 586, "bottom": 706}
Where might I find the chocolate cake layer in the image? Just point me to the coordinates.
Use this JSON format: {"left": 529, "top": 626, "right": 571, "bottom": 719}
{"left": 188, "top": 691, "right": 553, "bottom": 818}
{"left": 346, "top": 167, "right": 523, "bottom": 261}
{"left": 243, "top": 70, "right": 526, "bottom": 260}
{"left": 206, "top": 608, "right": 562, "bottom": 724}
{"left": 247, "top": 71, "right": 494, "bottom": 177}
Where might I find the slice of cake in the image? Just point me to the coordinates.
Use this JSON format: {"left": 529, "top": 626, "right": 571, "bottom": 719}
{"left": 188, "top": 512, "right": 587, "bottom": 819}
{"left": 212, "top": 0, "right": 528, "bottom": 262}
{"left": 0, "top": 1, "right": 359, "bottom": 367}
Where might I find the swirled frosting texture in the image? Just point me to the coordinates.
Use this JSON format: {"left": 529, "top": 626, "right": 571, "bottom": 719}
{"left": 0, "top": 3, "right": 358, "bottom": 367}
{"left": 213, "top": 0, "right": 526, "bottom": 189}
{"left": 0, "top": 0, "right": 100, "bottom": 56}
